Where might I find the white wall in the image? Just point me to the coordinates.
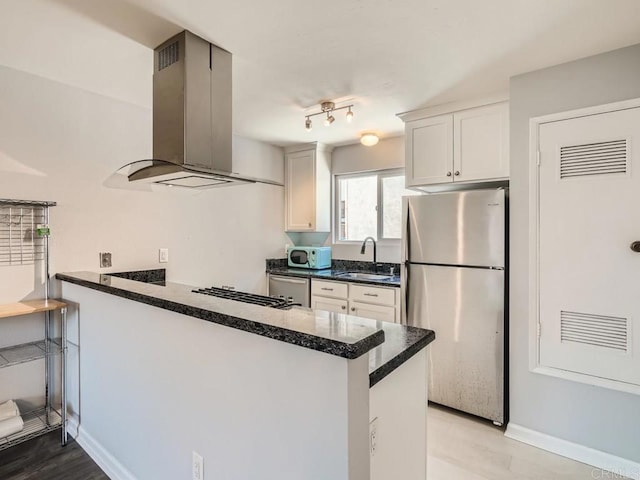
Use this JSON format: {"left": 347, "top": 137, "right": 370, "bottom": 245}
{"left": 509, "top": 43, "right": 640, "bottom": 462}
{"left": 0, "top": 66, "right": 286, "bottom": 300}
{"left": 331, "top": 136, "right": 404, "bottom": 262}
{"left": 0, "top": 5, "right": 286, "bottom": 413}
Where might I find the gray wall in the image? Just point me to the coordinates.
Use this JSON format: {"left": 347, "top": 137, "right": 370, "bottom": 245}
{"left": 510, "top": 43, "right": 640, "bottom": 461}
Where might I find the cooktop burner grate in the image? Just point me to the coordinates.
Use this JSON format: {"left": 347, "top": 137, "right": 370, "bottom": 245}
{"left": 192, "top": 287, "right": 294, "bottom": 309}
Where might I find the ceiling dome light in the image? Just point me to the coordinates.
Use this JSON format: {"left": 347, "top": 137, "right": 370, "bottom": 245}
{"left": 360, "top": 133, "right": 379, "bottom": 146}
{"left": 324, "top": 114, "right": 335, "bottom": 126}
{"left": 346, "top": 107, "right": 354, "bottom": 122}
{"left": 305, "top": 117, "right": 312, "bottom": 132}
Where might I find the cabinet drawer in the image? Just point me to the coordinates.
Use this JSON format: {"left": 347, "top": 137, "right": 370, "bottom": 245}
{"left": 311, "top": 280, "right": 348, "bottom": 299}
{"left": 349, "top": 284, "right": 396, "bottom": 306}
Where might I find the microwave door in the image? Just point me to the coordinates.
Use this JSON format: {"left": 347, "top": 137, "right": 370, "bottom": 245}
{"left": 290, "top": 250, "right": 308, "bottom": 265}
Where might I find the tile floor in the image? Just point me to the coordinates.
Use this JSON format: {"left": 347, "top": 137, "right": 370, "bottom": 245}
{"left": 427, "top": 405, "right": 630, "bottom": 480}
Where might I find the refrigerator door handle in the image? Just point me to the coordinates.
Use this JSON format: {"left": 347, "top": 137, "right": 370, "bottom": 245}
{"left": 400, "top": 197, "right": 410, "bottom": 325}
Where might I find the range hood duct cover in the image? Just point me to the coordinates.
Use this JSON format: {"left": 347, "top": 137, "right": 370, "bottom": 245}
{"left": 125, "top": 31, "right": 282, "bottom": 188}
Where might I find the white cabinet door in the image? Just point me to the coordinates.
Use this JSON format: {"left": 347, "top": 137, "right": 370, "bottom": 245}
{"left": 537, "top": 106, "right": 640, "bottom": 387}
{"left": 311, "top": 295, "right": 348, "bottom": 314}
{"left": 285, "top": 149, "right": 315, "bottom": 231}
{"left": 405, "top": 115, "right": 453, "bottom": 187}
{"left": 454, "top": 102, "right": 509, "bottom": 182}
{"left": 349, "top": 301, "right": 396, "bottom": 322}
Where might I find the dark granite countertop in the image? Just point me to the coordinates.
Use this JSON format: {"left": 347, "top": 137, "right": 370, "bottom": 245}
{"left": 368, "top": 322, "right": 434, "bottom": 387}
{"left": 56, "top": 270, "right": 434, "bottom": 386}
{"left": 266, "top": 266, "right": 401, "bottom": 287}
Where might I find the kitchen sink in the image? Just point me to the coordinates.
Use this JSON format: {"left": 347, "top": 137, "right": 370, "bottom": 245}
{"left": 336, "top": 272, "right": 394, "bottom": 281}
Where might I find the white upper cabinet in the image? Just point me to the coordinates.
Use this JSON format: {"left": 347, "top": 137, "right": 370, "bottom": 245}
{"left": 405, "top": 114, "right": 453, "bottom": 187}
{"left": 400, "top": 100, "right": 509, "bottom": 189}
{"left": 454, "top": 103, "right": 509, "bottom": 182}
{"left": 284, "top": 143, "right": 332, "bottom": 232}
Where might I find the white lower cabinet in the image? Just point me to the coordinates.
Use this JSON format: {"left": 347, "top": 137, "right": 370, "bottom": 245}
{"left": 311, "top": 279, "right": 400, "bottom": 323}
{"left": 311, "top": 295, "right": 348, "bottom": 313}
{"left": 349, "top": 301, "right": 396, "bottom": 322}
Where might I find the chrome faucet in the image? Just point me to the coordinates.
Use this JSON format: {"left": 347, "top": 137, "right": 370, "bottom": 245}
{"left": 360, "top": 236, "right": 377, "bottom": 265}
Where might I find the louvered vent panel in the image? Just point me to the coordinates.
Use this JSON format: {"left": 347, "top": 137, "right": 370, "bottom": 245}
{"left": 559, "top": 139, "right": 627, "bottom": 179}
{"left": 158, "top": 41, "right": 179, "bottom": 71}
{"left": 560, "top": 311, "right": 628, "bottom": 352}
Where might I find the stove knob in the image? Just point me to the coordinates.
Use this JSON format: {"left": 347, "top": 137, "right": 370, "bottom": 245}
{"left": 287, "top": 296, "right": 294, "bottom": 303}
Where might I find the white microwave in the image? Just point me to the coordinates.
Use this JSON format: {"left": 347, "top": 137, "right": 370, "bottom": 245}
{"left": 287, "top": 246, "right": 332, "bottom": 270}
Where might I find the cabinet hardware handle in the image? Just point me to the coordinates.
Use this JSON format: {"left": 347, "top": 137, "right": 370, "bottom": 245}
{"left": 321, "top": 287, "right": 333, "bottom": 291}
{"left": 363, "top": 293, "right": 378, "bottom": 297}
{"left": 308, "top": 222, "right": 312, "bottom": 227}
{"left": 454, "top": 171, "right": 460, "bottom": 176}
{"left": 351, "top": 307, "right": 355, "bottom": 311}
{"left": 341, "top": 305, "right": 346, "bottom": 310}
{"left": 446, "top": 171, "right": 452, "bottom": 177}
{"left": 631, "top": 241, "right": 640, "bottom": 253}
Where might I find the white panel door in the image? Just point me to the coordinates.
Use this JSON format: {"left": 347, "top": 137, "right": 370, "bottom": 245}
{"left": 349, "top": 301, "right": 396, "bottom": 322}
{"left": 311, "top": 295, "right": 348, "bottom": 314}
{"left": 454, "top": 102, "right": 509, "bottom": 182}
{"left": 285, "top": 149, "right": 315, "bottom": 231}
{"left": 538, "top": 106, "right": 640, "bottom": 386}
{"left": 405, "top": 115, "right": 453, "bottom": 187}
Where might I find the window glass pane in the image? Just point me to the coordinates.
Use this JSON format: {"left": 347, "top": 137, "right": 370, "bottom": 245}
{"left": 338, "top": 175, "right": 377, "bottom": 241}
{"left": 382, "top": 175, "right": 420, "bottom": 239}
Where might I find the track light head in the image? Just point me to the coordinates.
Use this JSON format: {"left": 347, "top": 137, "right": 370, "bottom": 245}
{"left": 346, "top": 107, "right": 354, "bottom": 123}
{"left": 324, "top": 114, "right": 335, "bottom": 126}
{"left": 305, "top": 117, "right": 312, "bottom": 131}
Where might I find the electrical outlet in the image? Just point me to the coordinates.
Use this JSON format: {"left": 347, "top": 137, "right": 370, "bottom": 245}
{"left": 99, "top": 252, "right": 112, "bottom": 268}
{"left": 284, "top": 243, "right": 290, "bottom": 255}
{"left": 192, "top": 451, "right": 203, "bottom": 480}
{"left": 369, "top": 417, "right": 378, "bottom": 457}
{"left": 159, "top": 248, "right": 169, "bottom": 263}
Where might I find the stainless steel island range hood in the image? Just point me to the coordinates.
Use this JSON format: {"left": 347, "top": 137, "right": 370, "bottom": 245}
{"left": 123, "top": 31, "right": 282, "bottom": 188}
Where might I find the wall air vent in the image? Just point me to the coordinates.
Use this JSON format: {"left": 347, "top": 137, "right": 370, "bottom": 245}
{"left": 559, "top": 139, "right": 628, "bottom": 179}
{"left": 158, "top": 41, "right": 179, "bottom": 71}
{"left": 560, "top": 310, "right": 628, "bottom": 352}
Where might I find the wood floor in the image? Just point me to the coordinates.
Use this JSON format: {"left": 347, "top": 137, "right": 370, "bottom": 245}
{"left": 427, "top": 404, "right": 625, "bottom": 480}
{"left": 0, "top": 431, "right": 107, "bottom": 480}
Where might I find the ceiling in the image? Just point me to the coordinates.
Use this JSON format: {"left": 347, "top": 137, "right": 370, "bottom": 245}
{"left": 4, "top": 0, "right": 640, "bottom": 147}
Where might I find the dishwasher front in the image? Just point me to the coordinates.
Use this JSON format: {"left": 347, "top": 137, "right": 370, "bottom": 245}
{"left": 268, "top": 275, "right": 310, "bottom": 307}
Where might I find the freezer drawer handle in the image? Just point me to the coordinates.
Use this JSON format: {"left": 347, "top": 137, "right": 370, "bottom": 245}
{"left": 631, "top": 241, "right": 640, "bottom": 253}
{"left": 363, "top": 293, "right": 378, "bottom": 297}
{"left": 321, "top": 287, "right": 334, "bottom": 291}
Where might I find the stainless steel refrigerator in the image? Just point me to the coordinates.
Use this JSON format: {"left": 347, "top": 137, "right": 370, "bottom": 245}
{"left": 402, "top": 189, "right": 506, "bottom": 425}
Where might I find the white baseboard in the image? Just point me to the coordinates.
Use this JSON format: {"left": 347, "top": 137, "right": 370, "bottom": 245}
{"left": 505, "top": 423, "right": 640, "bottom": 480}
{"left": 75, "top": 426, "right": 137, "bottom": 480}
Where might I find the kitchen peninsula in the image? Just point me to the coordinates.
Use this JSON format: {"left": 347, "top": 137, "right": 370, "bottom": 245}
{"left": 56, "top": 271, "right": 434, "bottom": 480}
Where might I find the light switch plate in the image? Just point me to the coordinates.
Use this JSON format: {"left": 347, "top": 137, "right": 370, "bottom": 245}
{"left": 159, "top": 248, "right": 169, "bottom": 263}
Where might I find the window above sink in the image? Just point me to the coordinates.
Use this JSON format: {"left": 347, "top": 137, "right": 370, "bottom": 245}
{"left": 334, "top": 169, "right": 421, "bottom": 244}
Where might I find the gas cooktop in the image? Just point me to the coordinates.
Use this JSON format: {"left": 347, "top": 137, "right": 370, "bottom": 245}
{"left": 192, "top": 286, "right": 298, "bottom": 309}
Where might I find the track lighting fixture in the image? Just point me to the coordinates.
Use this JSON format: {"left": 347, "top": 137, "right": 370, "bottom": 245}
{"left": 304, "top": 101, "right": 354, "bottom": 130}
{"left": 324, "top": 113, "right": 335, "bottom": 126}
{"left": 346, "top": 107, "right": 354, "bottom": 122}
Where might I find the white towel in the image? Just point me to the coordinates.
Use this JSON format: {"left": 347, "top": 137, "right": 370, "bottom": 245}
{"left": 0, "top": 400, "right": 19, "bottom": 422}
{"left": 0, "top": 415, "right": 24, "bottom": 438}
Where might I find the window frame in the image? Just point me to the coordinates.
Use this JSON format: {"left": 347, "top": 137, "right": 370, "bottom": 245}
{"left": 332, "top": 168, "right": 408, "bottom": 245}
